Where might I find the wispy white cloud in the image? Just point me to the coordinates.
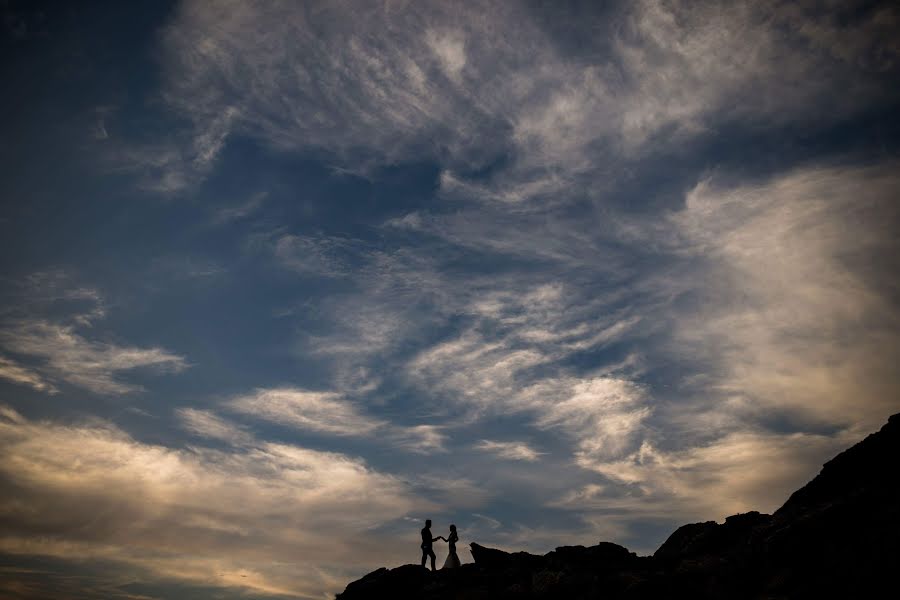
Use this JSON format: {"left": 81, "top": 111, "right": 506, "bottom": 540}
{"left": 471, "top": 512, "right": 502, "bottom": 530}
{"left": 273, "top": 233, "right": 364, "bottom": 278}
{"left": 474, "top": 440, "right": 543, "bottom": 462}
{"left": 106, "top": 140, "right": 195, "bottom": 195}
{"left": 176, "top": 408, "right": 254, "bottom": 446}
{"left": 0, "top": 275, "right": 189, "bottom": 396}
{"left": 0, "top": 355, "right": 58, "bottom": 394}
{"left": 406, "top": 281, "right": 647, "bottom": 432}
{"left": 533, "top": 377, "right": 650, "bottom": 462}
{"left": 409, "top": 331, "right": 545, "bottom": 416}
{"left": 226, "top": 387, "right": 447, "bottom": 453}
{"left": 226, "top": 387, "right": 383, "bottom": 436}
{"left": 5, "top": 270, "right": 107, "bottom": 326}
{"left": 212, "top": 190, "right": 268, "bottom": 224}
{"left": 425, "top": 28, "right": 467, "bottom": 81}
{"left": 158, "top": 0, "right": 517, "bottom": 175}
{"left": 0, "top": 320, "right": 188, "bottom": 395}
{"left": 388, "top": 424, "right": 448, "bottom": 455}
{"left": 151, "top": 0, "right": 898, "bottom": 202}
{"left": 191, "top": 106, "right": 239, "bottom": 169}
{"left": 403, "top": 283, "right": 651, "bottom": 468}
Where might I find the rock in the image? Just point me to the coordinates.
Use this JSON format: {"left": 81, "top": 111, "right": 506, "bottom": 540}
{"left": 336, "top": 564, "right": 429, "bottom": 599}
{"left": 531, "top": 569, "right": 563, "bottom": 595}
{"left": 776, "top": 412, "right": 900, "bottom": 519}
{"left": 750, "top": 415, "right": 900, "bottom": 599}
{"left": 545, "top": 542, "right": 639, "bottom": 571}
{"left": 469, "top": 542, "right": 544, "bottom": 570}
{"left": 654, "top": 521, "right": 719, "bottom": 560}
{"left": 655, "top": 512, "right": 772, "bottom": 562}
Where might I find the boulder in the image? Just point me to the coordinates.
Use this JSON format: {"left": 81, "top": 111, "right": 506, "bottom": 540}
{"left": 469, "top": 542, "right": 544, "bottom": 571}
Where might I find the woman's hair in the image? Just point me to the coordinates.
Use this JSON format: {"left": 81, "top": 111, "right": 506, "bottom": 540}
{"left": 450, "top": 524, "right": 456, "bottom": 531}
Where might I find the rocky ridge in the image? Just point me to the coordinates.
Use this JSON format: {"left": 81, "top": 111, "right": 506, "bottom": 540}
{"left": 337, "top": 413, "right": 900, "bottom": 599}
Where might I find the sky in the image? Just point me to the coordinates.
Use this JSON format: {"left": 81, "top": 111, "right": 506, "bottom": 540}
{"left": 1, "top": 0, "right": 899, "bottom": 598}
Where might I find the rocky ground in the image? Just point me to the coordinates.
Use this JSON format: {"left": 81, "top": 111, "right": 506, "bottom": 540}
{"left": 337, "top": 412, "right": 900, "bottom": 599}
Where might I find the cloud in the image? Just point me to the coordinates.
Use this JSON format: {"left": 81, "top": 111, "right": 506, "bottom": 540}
{"left": 272, "top": 233, "right": 364, "bottom": 278}
{"left": 226, "top": 387, "right": 447, "bottom": 453}
{"left": 539, "top": 161, "right": 900, "bottom": 535}
{"left": 105, "top": 140, "right": 196, "bottom": 195}
{"left": 471, "top": 512, "right": 502, "bottom": 529}
{"left": 278, "top": 245, "right": 460, "bottom": 375}
{"left": 473, "top": 440, "right": 543, "bottom": 462}
{"left": 405, "top": 281, "right": 647, "bottom": 433}
{"left": 403, "top": 283, "right": 651, "bottom": 468}
{"left": 0, "top": 355, "right": 57, "bottom": 394}
{"left": 0, "top": 405, "right": 424, "bottom": 599}
{"left": 661, "top": 162, "right": 900, "bottom": 430}
{"left": 375, "top": 160, "right": 900, "bottom": 551}
{"left": 8, "top": 1, "right": 900, "bottom": 596}
{"left": 109, "top": 0, "right": 900, "bottom": 573}
{"left": 252, "top": 155, "right": 899, "bottom": 560}
{"left": 425, "top": 29, "right": 467, "bottom": 81}
{"left": 148, "top": 255, "right": 227, "bottom": 283}
{"left": 259, "top": 225, "right": 653, "bottom": 466}
{"left": 568, "top": 428, "right": 856, "bottom": 523}
{"left": 409, "top": 331, "right": 545, "bottom": 417}
{"left": 150, "top": 0, "right": 898, "bottom": 201}
{"left": 0, "top": 275, "right": 189, "bottom": 396}
{"left": 226, "top": 387, "right": 383, "bottom": 436}
{"left": 176, "top": 408, "right": 254, "bottom": 446}
{"left": 158, "top": 0, "right": 517, "bottom": 173}
{"left": 212, "top": 190, "right": 268, "bottom": 224}
{"left": 409, "top": 474, "right": 493, "bottom": 510}
{"left": 533, "top": 377, "right": 650, "bottom": 461}
{"left": 5, "top": 270, "right": 107, "bottom": 326}
{"left": 388, "top": 424, "right": 448, "bottom": 454}
{"left": 0, "top": 320, "right": 188, "bottom": 395}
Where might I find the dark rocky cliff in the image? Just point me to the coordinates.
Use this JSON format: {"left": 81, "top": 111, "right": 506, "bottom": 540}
{"left": 337, "top": 413, "right": 900, "bottom": 599}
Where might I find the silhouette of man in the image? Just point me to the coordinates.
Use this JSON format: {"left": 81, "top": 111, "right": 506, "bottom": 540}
{"left": 421, "top": 519, "right": 439, "bottom": 571}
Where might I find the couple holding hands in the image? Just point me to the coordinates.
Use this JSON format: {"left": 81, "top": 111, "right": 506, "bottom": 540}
{"left": 420, "top": 519, "right": 460, "bottom": 571}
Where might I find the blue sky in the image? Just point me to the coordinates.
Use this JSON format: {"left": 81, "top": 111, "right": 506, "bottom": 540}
{"left": 2, "top": 0, "right": 900, "bottom": 598}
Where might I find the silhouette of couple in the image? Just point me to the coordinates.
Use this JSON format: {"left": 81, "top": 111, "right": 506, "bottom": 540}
{"left": 420, "top": 519, "right": 460, "bottom": 571}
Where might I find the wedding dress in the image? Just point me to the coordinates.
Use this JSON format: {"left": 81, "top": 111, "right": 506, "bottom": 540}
{"left": 442, "top": 531, "right": 461, "bottom": 569}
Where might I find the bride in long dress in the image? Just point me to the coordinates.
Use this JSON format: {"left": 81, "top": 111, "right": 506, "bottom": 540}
{"left": 441, "top": 524, "right": 461, "bottom": 569}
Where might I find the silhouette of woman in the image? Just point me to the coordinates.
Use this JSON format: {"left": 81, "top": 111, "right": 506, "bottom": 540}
{"left": 441, "top": 524, "right": 461, "bottom": 569}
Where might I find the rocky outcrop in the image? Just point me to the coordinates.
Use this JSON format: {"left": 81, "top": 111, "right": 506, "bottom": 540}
{"left": 337, "top": 542, "right": 646, "bottom": 600}
{"left": 468, "top": 542, "right": 546, "bottom": 570}
{"left": 654, "top": 511, "right": 771, "bottom": 561}
{"left": 336, "top": 413, "right": 900, "bottom": 599}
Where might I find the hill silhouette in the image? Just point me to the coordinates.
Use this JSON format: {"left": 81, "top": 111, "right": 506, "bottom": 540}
{"left": 337, "top": 412, "right": 900, "bottom": 599}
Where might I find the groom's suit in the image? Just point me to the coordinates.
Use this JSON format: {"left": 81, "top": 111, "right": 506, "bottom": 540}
{"left": 421, "top": 525, "right": 436, "bottom": 570}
